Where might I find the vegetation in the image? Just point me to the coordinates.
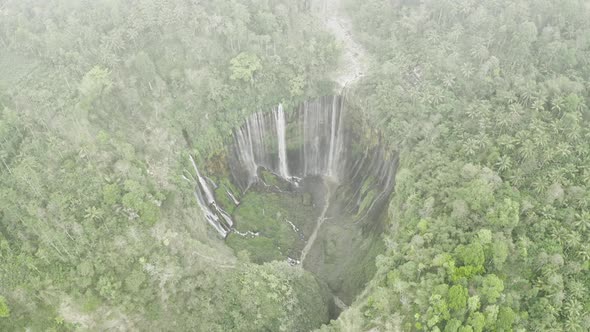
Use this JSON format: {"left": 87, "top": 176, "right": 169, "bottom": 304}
{"left": 226, "top": 182, "right": 321, "bottom": 264}
{"left": 2, "top": 0, "right": 589, "bottom": 331}
{"left": 324, "top": 0, "right": 590, "bottom": 331}
{"left": 0, "top": 0, "right": 337, "bottom": 330}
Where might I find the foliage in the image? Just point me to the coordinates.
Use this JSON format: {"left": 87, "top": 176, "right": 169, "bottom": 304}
{"left": 328, "top": 0, "right": 590, "bottom": 330}
{"left": 0, "top": 0, "right": 337, "bottom": 330}
{"left": 226, "top": 184, "right": 319, "bottom": 264}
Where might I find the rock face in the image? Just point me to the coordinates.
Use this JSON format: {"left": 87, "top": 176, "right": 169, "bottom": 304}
{"left": 190, "top": 95, "right": 398, "bottom": 239}
{"left": 228, "top": 95, "right": 398, "bottom": 221}
{"left": 188, "top": 96, "right": 398, "bottom": 312}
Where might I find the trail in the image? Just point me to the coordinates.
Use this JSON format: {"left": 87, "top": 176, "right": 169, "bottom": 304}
{"left": 322, "top": 0, "right": 367, "bottom": 89}
{"left": 300, "top": 179, "right": 331, "bottom": 264}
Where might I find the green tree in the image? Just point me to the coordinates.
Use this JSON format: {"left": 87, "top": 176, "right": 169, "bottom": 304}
{"left": 481, "top": 274, "right": 504, "bottom": 303}
{"left": 491, "top": 235, "right": 509, "bottom": 270}
{"left": 444, "top": 318, "right": 462, "bottom": 332}
{"left": 456, "top": 241, "right": 485, "bottom": 267}
{"left": 448, "top": 285, "right": 468, "bottom": 312}
{"left": 79, "top": 66, "right": 113, "bottom": 106}
{"left": 486, "top": 198, "right": 519, "bottom": 229}
{"left": 495, "top": 306, "right": 516, "bottom": 331}
{"left": 230, "top": 52, "right": 262, "bottom": 82}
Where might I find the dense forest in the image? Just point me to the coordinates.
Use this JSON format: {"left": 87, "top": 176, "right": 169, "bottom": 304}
{"left": 325, "top": 0, "right": 590, "bottom": 331}
{"left": 1, "top": 0, "right": 589, "bottom": 331}
{"left": 0, "top": 0, "right": 337, "bottom": 330}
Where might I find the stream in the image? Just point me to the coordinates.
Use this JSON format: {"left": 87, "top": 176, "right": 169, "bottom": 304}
{"left": 300, "top": 179, "right": 331, "bottom": 264}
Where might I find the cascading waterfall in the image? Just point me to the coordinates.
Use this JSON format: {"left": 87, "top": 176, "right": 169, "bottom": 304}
{"left": 187, "top": 155, "right": 233, "bottom": 237}
{"left": 229, "top": 95, "right": 396, "bottom": 217}
{"left": 275, "top": 104, "right": 290, "bottom": 180}
{"left": 190, "top": 155, "right": 215, "bottom": 204}
{"left": 229, "top": 96, "right": 349, "bottom": 190}
{"left": 192, "top": 95, "right": 398, "bottom": 237}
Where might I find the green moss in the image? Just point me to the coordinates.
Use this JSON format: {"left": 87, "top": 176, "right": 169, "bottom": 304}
{"left": 260, "top": 169, "right": 280, "bottom": 187}
{"left": 226, "top": 187, "right": 320, "bottom": 264}
{"left": 260, "top": 169, "right": 291, "bottom": 191}
{"left": 212, "top": 177, "right": 241, "bottom": 214}
{"left": 214, "top": 187, "right": 235, "bottom": 214}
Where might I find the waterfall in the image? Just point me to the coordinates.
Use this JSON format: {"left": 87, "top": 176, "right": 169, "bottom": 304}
{"left": 327, "top": 98, "right": 339, "bottom": 176}
{"left": 327, "top": 96, "right": 345, "bottom": 179}
{"left": 190, "top": 155, "right": 215, "bottom": 204}
{"left": 275, "top": 104, "right": 290, "bottom": 180}
{"left": 233, "top": 120, "right": 258, "bottom": 187}
{"left": 191, "top": 95, "right": 398, "bottom": 236}
{"left": 230, "top": 96, "right": 350, "bottom": 184}
{"left": 188, "top": 155, "right": 232, "bottom": 237}
{"left": 226, "top": 189, "right": 240, "bottom": 205}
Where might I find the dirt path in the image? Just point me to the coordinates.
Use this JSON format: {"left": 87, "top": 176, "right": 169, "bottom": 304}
{"left": 300, "top": 179, "right": 331, "bottom": 264}
{"left": 322, "top": 0, "right": 367, "bottom": 89}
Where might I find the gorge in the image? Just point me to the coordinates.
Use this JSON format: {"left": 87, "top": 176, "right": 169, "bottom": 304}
{"left": 180, "top": 0, "right": 398, "bottom": 314}
{"left": 187, "top": 94, "right": 397, "bottom": 312}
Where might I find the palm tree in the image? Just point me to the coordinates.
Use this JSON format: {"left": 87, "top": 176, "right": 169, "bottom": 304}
{"left": 566, "top": 128, "right": 581, "bottom": 142}
{"left": 556, "top": 143, "right": 572, "bottom": 158}
{"left": 462, "top": 138, "right": 479, "bottom": 156}
{"left": 574, "top": 211, "right": 590, "bottom": 233}
{"left": 449, "top": 24, "right": 464, "bottom": 43}
{"left": 531, "top": 97, "right": 546, "bottom": 112}
{"left": 497, "top": 115, "right": 512, "bottom": 131}
{"left": 429, "top": 87, "right": 445, "bottom": 106}
{"left": 577, "top": 245, "right": 590, "bottom": 262}
{"left": 461, "top": 62, "right": 474, "bottom": 79}
{"left": 471, "top": 44, "right": 489, "bottom": 63}
{"left": 442, "top": 73, "right": 455, "bottom": 89}
{"left": 520, "top": 81, "right": 537, "bottom": 107}
{"left": 509, "top": 168, "right": 527, "bottom": 187}
{"left": 519, "top": 140, "right": 536, "bottom": 161}
{"left": 466, "top": 104, "right": 481, "bottom": 119}
{"left": 531, "top": 178, "right": 548, "bottom": 195}
{"left": 564, "top": 231, "right": 581, "bottom": 252}
{"left": 84, "top": 206, "right": 103, "bottom": 222}
{"left": 564, "top": 298, "right": 583, "bottom": 320}
{"left": 551, "top": 96, "right": 565, "bottom": 114}
{"left": 534, "top": 131, "right": 550, "bottom": 150}
{"left": 426, "top": 29, "right": 440, "bottom": 44}
{"left": 564, "top": 318, "right": 584, "bottom": 332}
{"left": 548, "top": 169, "right": 567, "bottom": 186}
{"left": 497, "top": 134, "right": 517, "bottom": 152}
{"left": 496, "top": 155, "right": 512, "bottom": 172}
{"left": 567, "top": 280, "right": 586, "bottom": 300}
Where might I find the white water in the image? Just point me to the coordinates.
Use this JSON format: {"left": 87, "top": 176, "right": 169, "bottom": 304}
{"left": 226, "top": 190, "right": 240, "bottom": 206}
{"left": 327, "top": 96, "right": 345, "bottom": 179}
{"left": 190, "top": 155, "right": 215, "bottom": 204}
{"left": 188, "top": 155, "right": 232, "bottom": 237}
{"left": 231, "top": 97, "right": 348, "bottom": 190}
{"left": 275, "top": 104, "right": 290, "bottom": 180}
{"left": 327, "top": 98, "right": 339, "bottom": 176}
{"left": 192, "top": 190, "right": 228, "bottom": 237}
{"left": 192, "top": 96, "right": 397, "bottom": 238}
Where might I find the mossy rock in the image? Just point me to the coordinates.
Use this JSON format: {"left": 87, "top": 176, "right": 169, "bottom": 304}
{"left": 259, "top": 169, "right": 291, "bottom": 191}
